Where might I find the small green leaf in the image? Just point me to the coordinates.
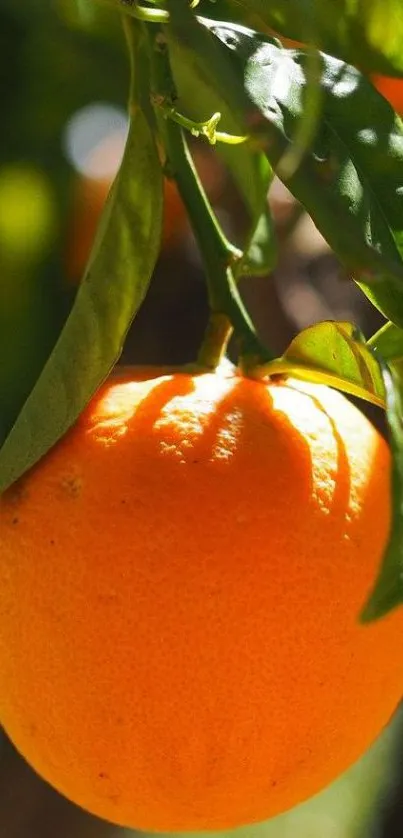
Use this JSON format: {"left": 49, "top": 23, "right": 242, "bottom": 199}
{"left": 264, "top": 320, "right": 385, "bottom": 406}
{"left": 207, "top": 22, "right": 403, "bottom": 327}
{"left": 236, "top": 204, "right": 276, "bottom": 277}
{"left": 233, "top": 156, "right": 276, "bottom": 278}
{"left": 361, "top": 364, "right": 403, "bottom": 622}
{"left": 0, "top": 20, "right": 163, "bottom": 494}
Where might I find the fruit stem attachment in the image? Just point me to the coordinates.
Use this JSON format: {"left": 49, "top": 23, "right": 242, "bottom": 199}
{"left": 197, "top": 313, "right": 233, "bottom": 369}
{"left": 147, "top": 25, "right": 273, "bottom": 369}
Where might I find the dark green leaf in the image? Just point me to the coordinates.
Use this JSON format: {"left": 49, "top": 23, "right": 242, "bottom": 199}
{"left": 266, "top": 320, "right": 385, "bottom": 406}
{"left": 207, "top": 22, "right": 403, "bottom": 326}
{"left": 167, "top": 6, "right": 276, "bottom": 275}
{"left": 0, "top": 21, "right": 163, "bottom": 493}
{"left": 361, "top": 364, "right": 403, "bottom": 622}
{"left": 201, "top": 0, "right": 403, "bottom": 76}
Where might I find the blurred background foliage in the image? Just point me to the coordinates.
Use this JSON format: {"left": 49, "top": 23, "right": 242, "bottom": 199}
{"left": 2, "top": 0, "right": 403, "bottom": 835}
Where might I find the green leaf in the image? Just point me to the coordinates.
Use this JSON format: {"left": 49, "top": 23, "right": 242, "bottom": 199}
{"left": 206, "top": 22, "right": 403, "bottom": 326}
{"left": 167, "top": 6, "right": 276, "bottom": 275}
{"left": 233, "top": 156, "right": 277, "bottom": 278}
{"left": 0, "top": 20, "right": 163, "bottom": 494}
{"left": 264, "top": 320, "right": 385, "bottom": 406}
{"left": 361, "top": 364, "right": 403, "bottom": 622}
{"left": 369, "top": 322, "right": 403, "bottom": 405}
{"left": 167, "top": 0, "right": 249, "bottom": 126}
{"left": 369, "top": 320, "right": 403, "bottom": 362}
{"left": 202, "top": 0, "right": 403, "bottom": 76}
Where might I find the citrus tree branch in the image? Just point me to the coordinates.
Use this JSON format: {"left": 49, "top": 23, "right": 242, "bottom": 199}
{"left": 147, "top": 25, "right": 273, "bottom": 367}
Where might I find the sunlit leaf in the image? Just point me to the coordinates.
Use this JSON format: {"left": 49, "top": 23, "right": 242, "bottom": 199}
{"left": 264, "top": 321, "right": 385, "bottom": 406}
{"left": 205, "top": 0, "right": 403, "bottom": 76}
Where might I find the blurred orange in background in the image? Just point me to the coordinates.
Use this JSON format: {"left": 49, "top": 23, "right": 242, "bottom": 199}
{"left": 65, "top": 124, "right": 224, "bottom": 282}
{"left": 372, "top": 75, "right": 403, "bottom": 113}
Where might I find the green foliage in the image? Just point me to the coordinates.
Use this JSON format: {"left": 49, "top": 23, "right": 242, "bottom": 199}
{"left": 265, "top": 321, "right": 385, "bottom": 406}
{"left": 206, "top": 22, "right": 403, "bottom": 327}
{"left": 167, "top": 3, "right": 276, "bottom": 275}
{"left": 199, "top": 0, "right": 403, "bottom": 76}
{"left": 0, "top": 0, "right": 127, "bottom": 436}
{"left": 361, "top": 364, "right": 403, "bottom": 621}
{"left": 369, "top": 320, "right": 403, "bottom": 368}
{"left": 0, "top": 19, "right": 162, "bottom": 493}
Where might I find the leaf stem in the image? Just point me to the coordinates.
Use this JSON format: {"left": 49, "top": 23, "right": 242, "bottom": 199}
{"left": 153, "top": 100, "right": 248, "bottom": 146}
{"left": 148, "top": 25, "right": 273, "bottom": 367}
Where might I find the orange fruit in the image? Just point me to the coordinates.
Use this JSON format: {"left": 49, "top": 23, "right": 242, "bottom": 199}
{"left": 66, "top": 175, "right": 186, "bottom": 282}
{"left": 372, "top": 75, "right": 403, "bottom": 113}
{"left": 0, "top": 367, "right": 402, "bottom": 832}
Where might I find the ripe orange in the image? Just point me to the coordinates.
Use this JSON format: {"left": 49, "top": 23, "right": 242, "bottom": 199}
{"left": 0, "top": 367, "right": 402, "bottom": 832}
{"left": 372, "top": 75, "right": 403, "bottom": 113}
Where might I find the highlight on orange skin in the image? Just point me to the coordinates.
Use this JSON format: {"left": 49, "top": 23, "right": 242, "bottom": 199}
{"left": 0, "top": 367, "right": 402, "bottom": 834}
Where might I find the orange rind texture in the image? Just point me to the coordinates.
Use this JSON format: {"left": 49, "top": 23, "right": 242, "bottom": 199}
{"left": 0, "top": 368, "right": 402, "bottom": 832}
